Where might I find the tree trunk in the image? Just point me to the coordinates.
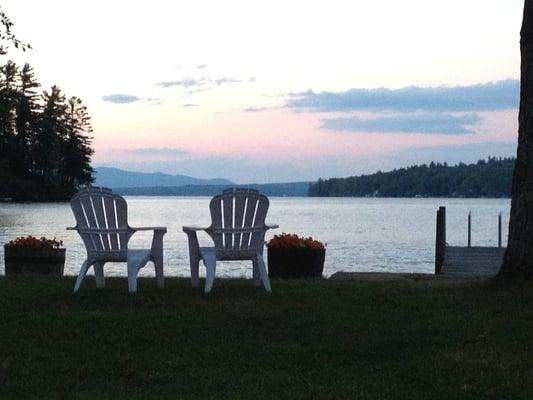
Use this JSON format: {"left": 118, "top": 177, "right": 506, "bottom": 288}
{"left": 499, "top": 0, "right": 533, "bottom": 278}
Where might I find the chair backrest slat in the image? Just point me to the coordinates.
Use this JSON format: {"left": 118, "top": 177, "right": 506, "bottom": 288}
{"left": 114, "top": 197, "right": 128, "bottom": 249}
{"left": 223, "top": 195, "right": 233, "bottom": 250}
{"left": 250, "top": 199, "right": 269, "bottom": 249}
{"left": 233, "top": 195, "right": 246, "bottom": 249}
{"left": 209, "top": 198, "right": 223, "bottom": 249}
{"left": 79, "top": 195, "right": 104, "bottom": 251}
{"left": 103, "top": 195, "right": 119, "bottom": 250}
{"left": 241, "top": 196, "right": 258, "bottom": 249}
{"left": 91, "top": 194, "right": 110, "bottom": 251}
{"left": 71, "top": 198, "right": 95, "bottom": 251}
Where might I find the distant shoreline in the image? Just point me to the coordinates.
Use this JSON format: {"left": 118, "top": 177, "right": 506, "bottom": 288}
{"left": 308, "top": 157, "right": 514, "bottom": 198}
{"left": 117, "top": 193, "right": 511, "bottom": 199}
{"left": 112, "top": 182, "right": 311, "bottom": 197}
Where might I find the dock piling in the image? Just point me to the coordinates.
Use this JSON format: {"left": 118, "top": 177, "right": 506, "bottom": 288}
{"left": 435, "top": 206, "right": 446, "bottom": 274}
{"left": 468, "top": 211, "right": 472, "bottom": 248}
{"left": 498, "top": 211, "right": 502, "bottom": 248}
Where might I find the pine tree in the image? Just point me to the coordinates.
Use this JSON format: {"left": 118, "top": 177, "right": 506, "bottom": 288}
{"left": 0, "top": 61, "right": 18, "bottom": 158}
{"left": 59, "top": 96, "right": 94, "bottom": 191}
{"left": 35, "top": 85, "right": 67, "bottom": 180}
{"left": 14, "top": 63, "right": 40, "bottom": 175}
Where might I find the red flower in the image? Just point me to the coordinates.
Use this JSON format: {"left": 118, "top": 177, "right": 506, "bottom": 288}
{"left": 5, "top": 235, "right": 64, "bottom": 249}
{"left": 267, "top": 233, "right": 325, "bottom": 250}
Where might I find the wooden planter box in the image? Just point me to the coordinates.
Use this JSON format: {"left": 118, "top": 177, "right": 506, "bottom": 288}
{"left": 4, "top": 246, "right": 65, "bottom": 276}
{"left": 267, "top": 247, "right": 325, "bottom": 279}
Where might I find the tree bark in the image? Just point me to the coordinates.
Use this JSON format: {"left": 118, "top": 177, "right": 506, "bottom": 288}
{"left": 499, "top": 0, "right": 533, "bottom": 278}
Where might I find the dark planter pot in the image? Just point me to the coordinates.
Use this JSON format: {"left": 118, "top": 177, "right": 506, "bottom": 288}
{"left": 267, "top": 247, "right": 325, "bottom": 279}
{"left": 4, "top": 246, "right": 65, "bottom": 276}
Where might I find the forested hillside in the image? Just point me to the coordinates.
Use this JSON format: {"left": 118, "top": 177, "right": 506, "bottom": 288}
{"left": 308, "top": 157, "right": 514, "bottom": 198}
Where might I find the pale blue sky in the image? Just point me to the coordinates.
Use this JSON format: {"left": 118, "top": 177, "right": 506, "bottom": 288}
{"left": 1, "top": 0, "right": 524, "bottom": 182}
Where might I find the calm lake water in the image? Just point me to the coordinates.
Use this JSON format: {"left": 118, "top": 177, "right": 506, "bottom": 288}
{"left": 0, "top": 197, "right": 510, "bottom": 278}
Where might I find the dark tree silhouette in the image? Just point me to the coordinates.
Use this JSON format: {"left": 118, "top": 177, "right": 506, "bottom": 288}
{"left": 0, "top": 61, "right": 17, "bottom": 156}
{"left": 500, "top": 1, "right": 533, "bottom": 278}
{"left": 0, "top": 63, "right": 95, "bottom": 200}
{"left": 36, "top": 85, "right": 67, "bottom": 178}
{"left": 60, "top": 96, "right": 94, "bottom": 188}
{"left": 0, "top": 6, "right": 30, "bottom": 55}
{"left": 16, "top": 63, "right": 41, "bottom": 175}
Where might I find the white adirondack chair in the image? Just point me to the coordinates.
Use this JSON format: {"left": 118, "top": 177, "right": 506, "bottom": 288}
{"left": 183, "top": 188, "right": 278, "bottom": 293}
{"left": 68, "top": 187, "right": 167, "bottom": 292}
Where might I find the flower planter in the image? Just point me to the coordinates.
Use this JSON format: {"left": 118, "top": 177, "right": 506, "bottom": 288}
{"left": 4, "top": 245, "right": 65, "bottom": 276}
{"left": 267, "top": 247, "right": 325, "bottom": 279}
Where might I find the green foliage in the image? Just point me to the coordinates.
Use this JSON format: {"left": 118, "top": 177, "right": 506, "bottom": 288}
{"left": 60, "top": 97, "right": 94, "bottom": 187}
{"left": 0, "top": 277, "right": 532, "bottom": 398}
{"left": 308, "top": 157, "right": 515, "bottom": 198}
{"left": 0, "top": 61, "right": 94, "bottom": 200}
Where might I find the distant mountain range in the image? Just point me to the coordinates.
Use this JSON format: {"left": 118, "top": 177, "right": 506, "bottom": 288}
{"left": 94, "top": 167, "right": 233, "bottom": 188}
{"left": 94, "top": 167, "right": 311, "bottom": 197}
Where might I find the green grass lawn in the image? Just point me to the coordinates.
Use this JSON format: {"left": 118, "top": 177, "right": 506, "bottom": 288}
{"left": 0, "top": 276, "right": 532, "bottom": 399}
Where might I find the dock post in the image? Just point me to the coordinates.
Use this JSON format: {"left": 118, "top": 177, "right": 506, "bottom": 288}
{"left": 498, "top": 211, "right": 502, "bottom": 248}
{"left": 435, "top": 206, "right": 446, "bottom": 274}
{"left": 468, "top": 211, "right": 472, "bottom": 248}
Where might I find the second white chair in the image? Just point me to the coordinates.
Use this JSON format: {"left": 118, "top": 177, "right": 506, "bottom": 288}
{"left": 183, "top": 188, "right": 278, "bottom": 293}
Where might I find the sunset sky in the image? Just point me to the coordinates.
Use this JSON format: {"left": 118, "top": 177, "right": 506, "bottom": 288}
{"left": 2, "top": 0, "right": 523, "bottom": 183}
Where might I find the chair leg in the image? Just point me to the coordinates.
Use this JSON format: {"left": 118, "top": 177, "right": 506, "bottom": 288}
{"left": 94, "top": 262, "right": 105, "bottom": 288}
{"left": 154, "top": 260, "right": 164, "bottom": 289}
{"left": 190, "top": 256, "right": 200, "bottom": 288}
{"left": 252, "top": 259, "right": 261, "bottom": 286}
{"left": 74, "top": 260, "right": 90, "bottom": 292}
{"left": 151, "top": 240, "right": 165, "bottom": 289}
{"left": 256, "top": 256, "right": 271, "bottom": 292}
{"left": 127, "top": 261, "right": 139, "bottom": 293}
{"left": 203, "top": 258, "right": 217, "bottom": 294}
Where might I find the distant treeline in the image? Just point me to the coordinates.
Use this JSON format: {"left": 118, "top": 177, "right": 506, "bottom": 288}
{"left": 115, "top": 182, "right": 311, "bottom": 197}
{"left": 0, "top": 61, "right": 94, "bottom": 201}
{"left": 308, "top": 157, "right": 514, "bottom": 198}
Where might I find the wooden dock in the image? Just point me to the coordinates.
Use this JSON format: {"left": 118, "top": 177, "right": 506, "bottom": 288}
{"left": 441, "top": 246, "right": 505, "bottom": 277}
{"left": 435, "top": 206, "right": 505, "bottom": 278}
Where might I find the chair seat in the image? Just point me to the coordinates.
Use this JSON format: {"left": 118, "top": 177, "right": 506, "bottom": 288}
{"left": 127, "top": 249, "right": 152, "bottom": 266}
{"left": 199, "top": 247, "right": 258, "bottom": 261}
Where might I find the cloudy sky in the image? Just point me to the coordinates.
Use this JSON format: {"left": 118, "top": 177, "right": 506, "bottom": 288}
{"left": 2, "top": 0, "right": 523, "bottom": 183}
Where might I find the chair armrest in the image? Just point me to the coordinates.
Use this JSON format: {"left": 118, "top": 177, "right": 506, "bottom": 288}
{"left": 266, "top": 224, "right": 279, "bottom": 230}
{"left": 130, "top": 226, "right": 167, "bottom": 233}
{"left": 183, "top": 226, "right": 209, "bottom": 232}
{"left": 183, "top": 227, "right": 203, "bottom": 263}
